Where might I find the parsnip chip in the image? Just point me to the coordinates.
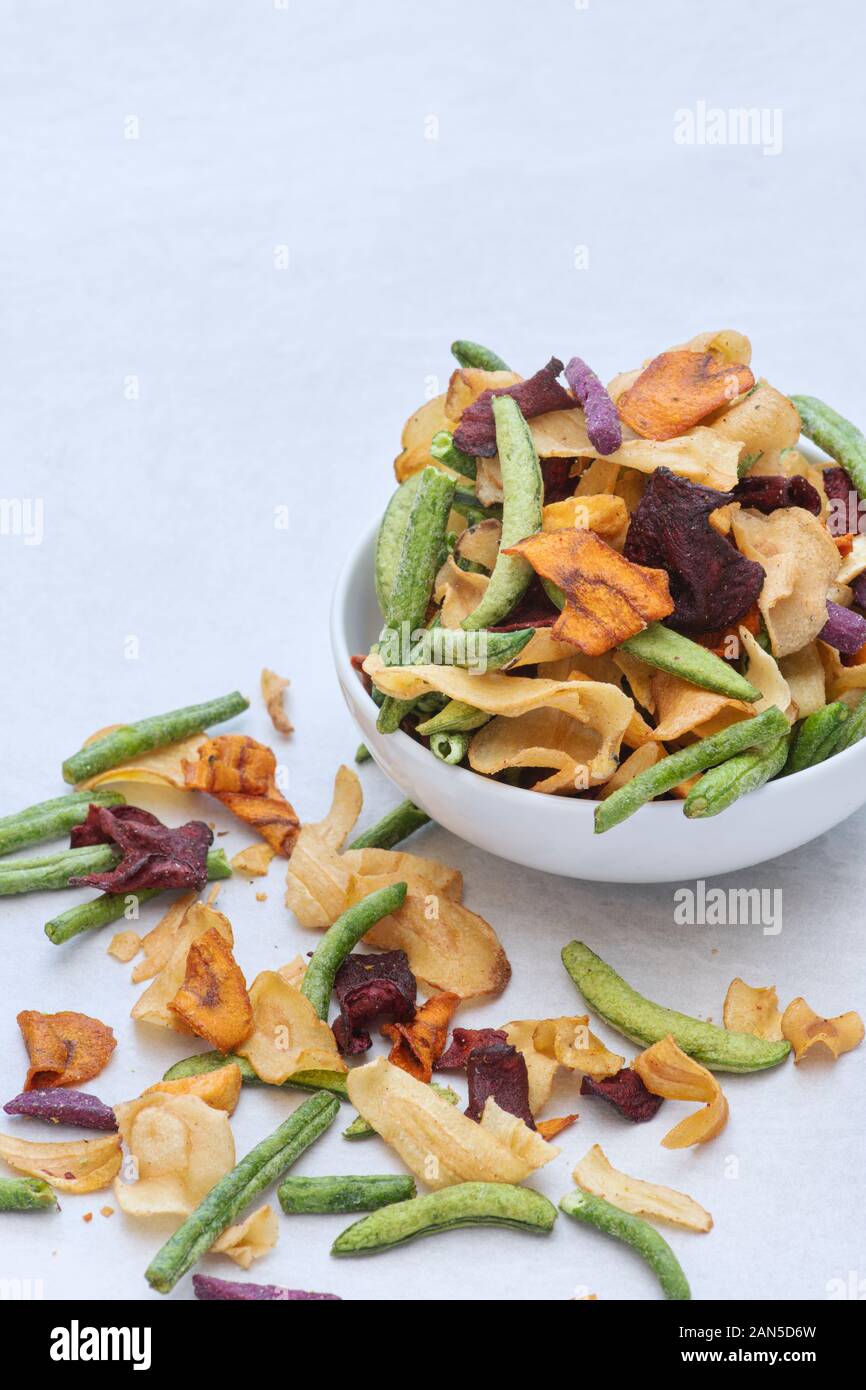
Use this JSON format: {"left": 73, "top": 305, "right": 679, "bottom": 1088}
{"left": 131, "top": 892, "right": 198, "bottom": 984}
{"left": 364, "top": 654, "right": 633, "bottom": 784}
{"left": 278, "top": 956, "right": 308, "bottom": 988}
{"left": 781, "top": 998, "right": 864, "bottom": 1062}
{"left": 183, "top": 734, "right": 300, "bottom": 856}
{"left": 261, "top": 668, "right": 293, "bottom": 735}
{"left": 507, "top": 529, "right": 673, "bottom": 657}
{"left": 76, "top": 733, "right": 205, "bottom": 789}
{"left": 542, "top": 493, "right": 629, "bottom": 543}
{"left": 598, "top": 742, "right": 663, "bottom": 798}
{"left": 723, "top": 979, "right": 783, "bottom": 1041}
{"left": 731, "top": 508, "right": 841, "bottom": 658}
{"left": 17, "top": 1010, "right": 116, "bottom": 1091}
{"left": 0, "top": 1131, "right": 121, "bottom": 1193}
{"left": 444, "top": 367, "right": 522, "bottom": 421}
{"left": 503, "top": 1020, "right": 561, "bottom": 1114}
{"left": 532, "top": 1017, "right": 624, "bottom": 1079}
{"left": 649, "top": 672, "right": 751, "bottom": 742}
{"left": 145, "top": 1062, "right": 243, "bottom": 1113}
{"left": 739, "top": 627, "right": 793, "bottom": 719}
{"left": 235, "top": 971, "right": 347, "bottom": 1084}
{"left": 573, "top": 1144, "right": 713, "bottom": 1233}
{"left": 108, "top": 930, "right": 141, "bottom": 963}
{"left": 231, "top": 843, "right": 276, "bottom": 876}
{"left": 394, "top": 391, "right": 453, "bottom": 482}
{"left": 168, "top": 927, "right": 253, "bottom": 1052}
{"left": 617, "top": 350, "right": 754, "bottom": 441}
{"left": 346, "top": 1058, "right": 557, "bottom": 1189}
{"left": 707, "top": 380, "right": 801, "bottom": 463}
{"left": 535, "top": 407, "right": 742, "bottom": 491}
{"left": 382, "top": 992, "right": 460, "bottom": 1082}
{"left": 131, "top": 903, "right": 234, "bottom": 1031}
{"left": 211, "top": 1204, "right": 278, "bottom": 1268}
{"left": 434, "top": 555, "right": 490, "bottom": 628}
{"left": 114, "top": 1092, "right": 235, "bottom": 1220}
{"left": 306, "top": 765, "right": 364, "bottom": 851}
{"left": 469, "top": 706, "right": 618, "bottom": 793}
{"left": 346, "top": 876, "right": 510, "bottom": 999}
{"left": 633, "top": 1035, "right": 729, "bottom": 1148}
{"left": 455, "top": 518, "right": 502, "bottom": 571}
{"left": 475, "top": 456, "right": 504, "bottom": 506}
{"left": 778, "top": 642, "right": 826, "bottom": 718}
{"left": 341, "top": 849, "right": 463, "bottom": 901}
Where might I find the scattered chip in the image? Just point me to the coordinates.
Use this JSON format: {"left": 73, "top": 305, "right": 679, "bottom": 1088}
{"left": 722, "top": 979, "right": 783, "bottom": 1041}
{"left": 184, "top": 735, "right": 300, "bottom": 857}
{"left": 0, "top": 1131, "right": 121, "bottom": 1193}
{"left": 235, "top": 971, "right": 347, "bottom": 1084}
{"left": 382, "top": 992, "right": 460, "bottom": 1082}
{"left": 332, "top": 951, "right": 417, "bottom": 1055}
{"left": 168, "top": 928, "right": 253, "bottom": 1052}
{"left": 465, "top": 1041, "right": 535, "bottom": 1128}
{"left": 131, "top": 902, "right": 234, "bottom": 1031}
{"left": 573, "top": 1144, "right": 713, "bottom": 1232}
{"left": 633, "top": 1035, "right": 729, "bottom": 1148}
{"left": 17, "top": 1010, "right": 116, "bottom": 1091}
{"left": 579, "top": 1068, "right": 663, "bottom": 1123}
{"left": 69, "top": 803, "right": 212, "bottom": 893}
{"left": 108, "top": 930, "right": 141, "bottom": 963}
{"left": 113, "top": 1092, "right": 235, "bottom": 1220}
{"left": 211, "top": 1204, "right": 279, "bottom": 1268}
{"left": 230, "top": 843, "right": 276, "bottom": 876}
{"left": 437, "top": 1028, "right": 509, "bottom": 1070}
{"left": 145, "top": 1062, "right": 243, "bottom": 1114}
{"left": 781, "top": 997, "right": 864, "bottom": 1062}
{"left": 261, "top": 669, "right": 293, "bottom": 735}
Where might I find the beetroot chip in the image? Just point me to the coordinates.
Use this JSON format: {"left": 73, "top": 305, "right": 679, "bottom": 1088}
{"left": 541, "top": 457, "right": 576, "bottom": 504}
{"left": 564, "top": 356, "right": 622, "bottom": 456}
{"left": 193, "top": 1274, "right": 340, "bottom": 1301}
{"left": 733, "top": 474, "right": 820, "bottom": 516}
{"left": 623, "top": 467, "right": 764, "bottom": 632}
{"left": 580, "top": 1067, "right": 663, "bottom": 1123}
{"left": 851, "top": 573, "right": 866, "bottom": 610}
{"left": 332, "top": 950, "right": 417, "bottom": 1055}
{"left": 465, "top": 1041, "right": 535, "bottom": 1129}
{"left": 436, "top": 1027, "right": 509, "bottom": 1070}
{"left": 452, "top": 358, "right": 576, "bottom": 457}
{"left": 68, "top": 803, "right": 211, "bottom": 893}
{"left": 823, "top": 465, "right": 856, "bottom": 503}
{"left": 4, "top": 1088, "right": 117, "bottom": 1131}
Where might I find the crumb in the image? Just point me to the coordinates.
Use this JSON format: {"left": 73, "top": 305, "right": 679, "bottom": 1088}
{"left": 256, "top": 892, "right": 267, "bottom": 903}
{"left": 82, "top": 1212, "right": 93, "bottom": 1223}
{"left": 711, "top": 947, "right": 718, "bottom": 956}
{"left": 217, "top": 830, "right": 228, "bottom": 837}
{"left": 100, "top": 1206, "right": 114, "bottom": 1218}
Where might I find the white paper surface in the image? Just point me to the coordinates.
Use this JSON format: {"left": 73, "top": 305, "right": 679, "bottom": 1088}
{"left": 0, "top": 0, "right": 864, "bottom": 1302}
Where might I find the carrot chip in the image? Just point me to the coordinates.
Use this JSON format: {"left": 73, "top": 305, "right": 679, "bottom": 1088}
{"left": 633, "top": 1034, "right": 729, "bottom": 1148}
{"left": 168, "top": 927, "right": 253, "bottom": 1052}
{"left": 781, "top": 997, "right": 864, "bottom": 1062}
{"left": 184, "top": 734, "right": 300, "bottom": 857}
{"left": 616, "top": 349, "right": 754, "bottom": 441}
{"left": 17, "top": 1010, "right": 116, "bottom": 1091}
{"left": 382, "top": 991, "right": 460, "bottom": 1082}
{"left": 506, "top": 528, "right": 673, "bottom": 657}
{"left": 131, "top": 902, "right": 234, "bottom": 1031}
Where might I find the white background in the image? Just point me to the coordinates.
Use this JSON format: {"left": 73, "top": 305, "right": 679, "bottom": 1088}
{"left": 1, "top": 0, "right": 864, "bottom": 1302}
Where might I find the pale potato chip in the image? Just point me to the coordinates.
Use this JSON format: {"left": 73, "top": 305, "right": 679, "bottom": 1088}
{"left": 475, "top": 456, "right": 504, "bottom": 506}
{"left": 145, "top": 1062, "right": 243, "bottom": 1113}
{"left": 738, "top": 627, "right": 794, "bottom": 719}
{"left": 454, "top": 518, "right": 501, "bottom": 571}
{"left": 542, "top": 494, "right": 628, "bottom": 543}
{"left": 722, "top": 979, "right": 783, "bottom": 1041}
{"left": 707, "top": 380, "right": 801, "bottom": 464}
{"left": 346, "top": 1058, "right": 557, "bottom": 1189}
{"left": 598, "top": 743, "right": 663, "bottom": 798}
{"left": 131, "top": 903, "right": 234, "bottom": 1031}
{"left": 531, "top": 409, "right": 742, "bottom": 491}
{"left": 633, "top": 1035, "right": 729, "bottom": 1149}
{"left": 779, "top": 642, "right": 826, "bottom": 719}
{"left": 346, "top": 876, "right": 510, "bottom": 999}
{"left": 77, "top": 733, "right": 205, "bottom": 789}
{"left": 530, "top": 409, "right": 594, "bottom": 458}
{"left": 573, "top": 1144, "right": 713, "bottom": 1233}
{"left": 469, "top": 707, "right": 618, "bottom": 793}
{"left": 363, "top": 654, "right": 634, "bottom": 784}
{"left": 108, "top": 930, "right": 141, "bottom": 963}
{"left": 131, "top": 893, "right": 199, "bottom": 985}
{"left": 732, "top": 508, "right": 841, "bottom": 658}
{"left": 114, "top": 1092, "right": 235, "bottom": 1220}
{"left": 532, "top": 1017, "right": 624, "bottom": 1079}
{"left": 235, "top": 971, "right": 347, "bottom": 1084}
{"left": 434, "top": 554, "right": 489, "bottom": 628}
{"left": 307, "top": 765, "right": 364, "bottom": 851}
{"left": 507, "top": 630, "right": 582, "bottom": 667}
{"left": 503, "top": 1020, "right": 561, "bottom": 1114}
{"left": 394, "top": 392, "right": 453, "bottom": 482}
{"left": 444, "top": 367, "right": 521, "bottom": 421}
{"left": 781, "top": 997, "right": 864, "bottom": 1063}
{"left": 211, "top": 1204, "right": 278, "bottom": 1268}
{"left": 277, "top": 956, "right": 307, "bottom": 988}
{"left": 818, "top": 642, "right": 866, "bottom": 702}
{"left": 0, "top": 1131, "right": 121, "bottom": 1194}
{"left": 576, "top": 457, "right": 621, "bottom": 496}
{"left": 261, "top": 668, "right": 293, "bottom": 735}
{"left": 649, "top": 672, "right": 751, "bottom": 742}
{"left": 340, "top": 850, "right": 463, "bottom": 900}
{"left": 231, "top": 843, "right": 276, "bottom": 876}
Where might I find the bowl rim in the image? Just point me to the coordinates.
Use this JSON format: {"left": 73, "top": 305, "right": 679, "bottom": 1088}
{"left": 331, "top": 512, "right": 866, "bottom": 818}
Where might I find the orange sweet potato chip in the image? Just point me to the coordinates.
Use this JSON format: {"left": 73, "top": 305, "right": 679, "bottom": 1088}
{"left": 536, "top": 1114, "right": 579, "bottom": 1142}
{"left": 145, "top": 1061, "right": 243, "bottom": 1113}
{"left": 17, "top": 1010, "right": 117, "bottom": 1091}
{"left": 382, "top": 992, "right": 461, "bottom": 1082}
{"left": 183, "top": 734, "right": 300, "bottom": 857}
{"left": 633, "top": 1034, "right": 729, "bottom": 1149}
{"left": 616, "top": 350, "right": 754, "bottom": 441}
{"left": 781, "top": 997, "right": 864, "bottom": 1062}
{"left": 168, "top": 928, "right": 253, "bottom": 1052}
{"left": 506, "top": 529, "right": 673, "bottom": 657}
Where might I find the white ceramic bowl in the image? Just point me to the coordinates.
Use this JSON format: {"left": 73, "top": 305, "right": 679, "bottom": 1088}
{"left": 331, "top": 518, "right": 866, "bottom": 882}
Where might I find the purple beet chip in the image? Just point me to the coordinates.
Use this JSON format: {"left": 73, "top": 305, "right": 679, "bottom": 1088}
{"left": 541, "top": 457, "right": 576, "bottom": 504}
{"left": 331, "top": 950, "right": 417, "bottom": 1055}
{"left": 851, "top": 573, "right": 866, "bottom": 610}
{"left": 436, "top": 1027, "right": 509, "bottom": 1070}
{"left": 624, "top": 467, "right": 764, "bottom": 632}
{"left": 819, "top": 600, "right": 866, "bottom": 654}
{"left": 580, "top": 1067, "right": 663, "bottom": 1123}
{"left": 4, "top": 1089, "right": 117, "bottom": 1131}
{"left": 823, "top": 465, "right": 856, "bottom": 503}
{"left": 452, "top": 357, "right": 576, "bottom": 457}
{"left": 564, "top": 356, "right": 622, "bottom": 456}
{"left": 69, "top": 803, "right": 211, "bottom": 893}
{"left": 734, "top": 474, "right": 821, "bottom": 516}
{"left": 193, "top": 1274, "right": 341, "bottom": 1301}
{"left": 465, "top": 1042, "right": 535, "bottom": 1129}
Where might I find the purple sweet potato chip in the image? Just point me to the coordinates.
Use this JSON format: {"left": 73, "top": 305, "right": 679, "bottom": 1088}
{"left": 541, "top": 457, "right": 576, "bottom": 504}
{"left": 623, "top": 467, "right": 765, "bottom": 632}
{"left": 465, "top": 1041, "right": 535, "bottom": 1128}
{"left": 819, "top": 600, "right": 866, "bottom": 654}
{"left": 452, "top": 358, "right": 575, "bottom": 457}
{"left": 193, "top": 1274, "right": 341, "bottom": 1301}
{"left": 68, "top": 803, "right": 211, "bottom": 893}
{"left": 435, "top": 1027, "right": 509, "bottom": 1069}
{"left": 564, "top": 356, "right": 622, "bottom": 456}
{"left": 3, "top": 1088, "right": 117, "bottom": 1131}
{"left": 580, "top": 1067, "right": 664, "bottom": 1122}
{"left": 733, "top": 474, "right": 821, "bottom": 516}
{"left": 331, "top": 950, "right": 417, "bottom": 1055}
